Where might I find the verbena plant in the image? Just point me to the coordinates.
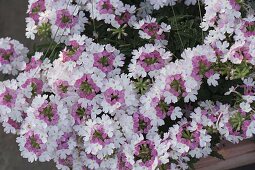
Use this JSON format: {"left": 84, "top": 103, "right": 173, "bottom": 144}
{"left": 0, "top": 0, "right": 255, "bottom": 169}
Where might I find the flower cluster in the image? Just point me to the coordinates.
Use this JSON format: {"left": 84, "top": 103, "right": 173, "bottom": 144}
{"left": 0, "top": 0, "right": 255, "bottom": 169}
{"left": 26, "top": 0, "right": 87, "bottom": 42}
{"left": 0, "top": 38, "right": 28, "bottom": 75}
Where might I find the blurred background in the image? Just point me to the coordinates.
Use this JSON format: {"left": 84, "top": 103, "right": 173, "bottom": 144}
{"left": 0, "top": 1, "right": 55, "bottom": 169}
{"left": 0, "top": 1, "right": 254, "bottom": 170}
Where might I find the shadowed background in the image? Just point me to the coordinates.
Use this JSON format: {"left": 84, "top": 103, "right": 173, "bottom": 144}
{"left": 0, "top": 1, "right": 55, "bottom": 169}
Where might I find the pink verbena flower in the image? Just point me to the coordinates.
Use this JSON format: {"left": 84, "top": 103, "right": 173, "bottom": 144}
{"left": 55, "top": 9, "right": 78, "bottom": 29}
{"left": 90, "top": 125, "right": 112, "bottom": 146}
{"left": 229, "top": 0, "right": 241, "bottom": 11}
{"left": 138, "top": 51, "right": 165, "bottom": 72}
{"left": 133, "top": 112, "right": 152, "bottom": 134}
{"left": 117, "top": 152, "right": 133, "bottom": 170}
{"left": 134, "top": 140, "right": 158, "bottom": 167}
{"left": 242, "top": 81, "right": 255, "bottom": 95}
{"left": 28, "top": 0, "right": 46, "bottom": 23}
{"left": 21, "top": 78, "right": 43, "bottom": 97}
{"left": 86, "top": 153, "right": 102, "bottom": 165}
{"left": 53, "top": 80, "right": 70, "bottom": 98}
{"left": 115, "top": 11, "right": 131, "bottom": 25}
{"left": 242, "top": 21, "right": 255, "bottom": 37}
{"left": 226, "top": 111, "right": 253, "bottom": 139}
{"left": 93, "top": 50, "right": 115, "bottom": 73}
{"left": 37, "top": 102, "right": 59, "bottom": 125}
{"left": 165, "top": 74, "right": 187, "bottom": 98}
{"left": 74, "top": 74, "right": 100, "bottom": 100}
{"left": 57, "top": 132, "right": 74, "bottom": 150}
{"left": 62, "top": 40, "right": 85, "bottom": 62}
{"left": 24, "top": 131, "right": 47, "bottom": 157}
{"left": 6, "top": 118, "right": 21, "bottom": 131}
{"left": 176, "top": 123, "right": 201, "bottom": 150}
{"left": 58, "top": 155, "right": 74, "bottom": 168}
{"left": 151, "top": 96, "right": 174, "bottom": 119}
{"left": 191, "top": 55, "right": 213, "bottom": 81}
{"left": 97, "top": 0, "right": 114, "bottom": 14}
{"left": 104, "top": 88, "right": 125, "bottom": 105}
{"left": 0, "top": 46, "right": 15, "bottom": 64}
{"left": 25, "top": 57, "right": 42, "bottom": 71}
{"left": 71, "top": 103, "right": 92, "bottom": 125}
{"left": 0, "top": 87, "right": 17, "bottom": 107}
{"left": 232, "top": 46, "right": 252, "bottom": 62}
{"left": 141, "top": 22, "right": 164, "bottom": 40}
